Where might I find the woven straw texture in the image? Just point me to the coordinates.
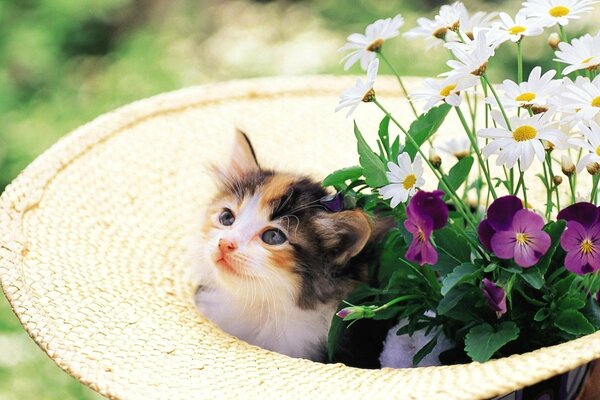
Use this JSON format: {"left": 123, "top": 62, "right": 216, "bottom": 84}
{"left": 0, "top": 75, "right": 599, "bottom": 400}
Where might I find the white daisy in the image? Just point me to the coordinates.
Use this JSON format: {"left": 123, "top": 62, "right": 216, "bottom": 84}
{"left": 435, "top": 1, "right": 467, "bottom": 31}
{"left": 379, "top": 153, "right": 425, "bottom": 207}
{"left": 488, "top": 12, "right": 545, "bottom": 44}
{"left": 404, "top": 17, "right": 450, "bottom": 49}
{"left": 461, "top": 11, "right": 498, "bottom": 40}
{"left": 410, "top": 76, "right": 477, "bottom": 112}
{"left": 335, "top": 59, "right": 379, "bottom": 118}
{"left": 478, "top": 111, "right": 567, "bottom": 171}
{"left": 436, "top": 137, "right": 472, "bottom": 159}
{"left": 487, "top": 67, "right": 561, "bottom": 111}
{"left": 339, "top": 15, "right": 404, "bottom": 71}
{"left": 554, "top": 32, "right": 600, "bottom": 75}
{"left": 520, "top": 0, "right": 598, "bottom": 27}
{"left": 568, "top": 121, "right": 600, "bottom": 171}
{"left": 441, "top": 31, "right": 496, "bottom": 81}
{"left": 552, "top": 75, "right": 600, "bottom": 124}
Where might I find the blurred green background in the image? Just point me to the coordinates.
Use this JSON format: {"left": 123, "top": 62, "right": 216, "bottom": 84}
{"left": 0, "top": 0, "right": 597, "bottom": 398}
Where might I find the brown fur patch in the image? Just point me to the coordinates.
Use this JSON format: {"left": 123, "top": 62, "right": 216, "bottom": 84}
{"left": 267, "top": 247, "right": 297, "bottom": 273}
{"left": 259, "top": 174, "right": 298, "bottom": 211}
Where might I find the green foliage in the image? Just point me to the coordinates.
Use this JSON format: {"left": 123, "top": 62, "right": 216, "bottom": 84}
{"left": 353, "top": 122, "right": 388, "bottom": 188}
{"left": 441, "top": 156, "right": 474, "bottom": 199}
{"left": 403, "top": 104, "right": 451, "bottom": 158}
{"left": 322, "top": 166, "right": 363, "bottom": 189}
{"left": 465, "top": 322, "right": 520, "bottom": 363}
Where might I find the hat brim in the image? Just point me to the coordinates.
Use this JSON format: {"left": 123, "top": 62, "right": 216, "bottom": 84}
{"left": 1, "top": 76, "right": 598, "bottom": 400}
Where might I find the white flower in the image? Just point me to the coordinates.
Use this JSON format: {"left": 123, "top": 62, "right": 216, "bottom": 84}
{"left": 552, "top": 75, "right": 600, "bottom": 124}
{"left": 520, "top": 0, "right": 597, "bottom": 27}
{"left": 335, "top": 59, "right": 379, "bottom": 118}
{"left": 404, "top": 17, "right": 450, "bottom": 49}
{"left": 461, "top": 11, "right": 498, "bottom": 39}
{"left": 554, "top": 32, "right": 600, "bottom": 75}
{"left": 478, "top": 111, "right": 567, "bottom": 171}
{"left": 568, "top": 121, "right": 600, "bottom": 171}
{"left": 379, "top": 153, "right": 425, "bottom": 207}
{"left": 441, "top": 31, "right": 496, "bottom": 81}
{"left": 435, "top": 1, "right": 468, "bottom": 31}
{"left": 339, "top": 15, "right": 404, "bottom": 71}
{"left": 436, "top": 137, "right": 472, "bottom": 159}
{"left": 488, "top": 12, "right": 545, "bottom": 44}
{"left": 487, "top": 66, "right": 561, "bottom": 111}
{"left": 410, "top": 76, "right": 477, "bottom": 112}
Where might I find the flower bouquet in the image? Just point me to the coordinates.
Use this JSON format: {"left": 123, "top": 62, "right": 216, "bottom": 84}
{"left": 327, "top": 0, "right": 600, "bottom": 374}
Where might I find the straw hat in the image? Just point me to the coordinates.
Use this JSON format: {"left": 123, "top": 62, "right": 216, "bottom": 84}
{"left": 0, "top": 76, "right": 598, "bottom": 400}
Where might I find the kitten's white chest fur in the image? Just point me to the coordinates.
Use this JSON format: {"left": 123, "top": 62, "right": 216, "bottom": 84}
{"left": 194, "top": 283, "right": 336, "bottom": 361}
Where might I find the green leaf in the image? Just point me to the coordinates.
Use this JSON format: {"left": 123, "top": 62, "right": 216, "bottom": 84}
{"left": 434, "top": 227, "right": 471, "bottom": 264}
{"left": 354, "top": 122, "right": 388, "bottom": 187}
{"left": 378, "top": 115, "right": 391, "bottom": 157}
{"left": 583, "top": 298, "right": 600, "bottom": 329}
{"left": 520, "top": 268, "right": 544, "bottom": 290}
{"left": 464, "top": 322, "right": 520, "bottom": 363}
{"left": 534, "top": 308, "right": 551, "bottom": 322}
{"left": 437, "top": 285, "right": 471, "bottom": 315}
{"left": 439, "top": 156, "right": 474, "bottom": 198}
{"left": 534, "top": 220, "right": 566, "bottom": 274}
{"left": 322, "top": 166, "right": 363, "bottom": 187}
{"left": 554, "top": 309, "right": 595, "bottom": 335}
{"left": 412, "top": 334, "right": 439, "bottom": 367}
{"left": 404, "top": 104, "right": 451, "bottom": 158}
{"left": 558, "top": 296, "right": 586, "bottom": 311}
{"left": 390, "top": 136, "right": 402, "bottom": 160}
{"left": 441, "top": 263, "right": 479, "bottom": 296}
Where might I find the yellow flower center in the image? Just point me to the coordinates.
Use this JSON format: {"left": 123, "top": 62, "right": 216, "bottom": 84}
{"left": 508, "top": 25, "right": 527, "bottom": 35}
{"left": 580, "top": 239, "right": 594, "bottom": 255}
{"left": 439, "top": 84, "right": 457, "bottom": 97}
{"left": 417, "top": 228, "right": 426, "bottom": 243}
{"left": 582, "top": 56, "right": 594, "bottom": 64}
{"left": 515, "top": 232, "right": 530, "bottom": 245}
{"left": 516, "top": 92, "right": 536, "bottom": 102}
{"left": 592, "top": 96, "right": 600, "bottom": 107}
{"left": 512, "top": 125, "right": 538, "bottom": 142}
{"left": 403, "top": 174, "right": 417, "bottom": 190}
{"left": 549, "top": 5, "right": 570, "bottom": 17}
{"left": 596, "top": 146, "right": 600, "bottom": 156}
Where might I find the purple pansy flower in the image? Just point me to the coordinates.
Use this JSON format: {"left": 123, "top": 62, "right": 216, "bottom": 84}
{"left": 478, "top": 195, "right": 551, "bottom": 268}
{"left": 557, "top": 202, "right": 600, "bottom": 275}
{"left": 404, "top": 190, "right": 448, "bottom": 266}
{"left": 482, "top": 278, "right": 507, "bottom": 318}
{"left": 320, "top": 192, "right": 345, "bottom": 212}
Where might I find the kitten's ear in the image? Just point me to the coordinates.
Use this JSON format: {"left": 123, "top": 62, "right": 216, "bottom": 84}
{"left": 315, "top": 210, "right": 372, "bottom": 265}
{"left": 229, "top": 129, "right": 260, "bottom": 177}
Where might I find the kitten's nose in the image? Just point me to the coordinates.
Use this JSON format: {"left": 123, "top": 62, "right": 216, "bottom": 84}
{"left": 218, "top": 238, "right": 237, "bottom": 254}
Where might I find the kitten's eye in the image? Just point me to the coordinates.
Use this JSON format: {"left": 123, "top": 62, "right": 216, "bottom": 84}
{"left": 261, "top": 229, "right": 287, "bottom": 245}
{"left": 219, "top": 209, "right": 235, "bottom": 226}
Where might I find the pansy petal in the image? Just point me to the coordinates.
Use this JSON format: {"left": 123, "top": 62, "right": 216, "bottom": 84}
{"left": 557, "top": 202, "right": 600, "bottom": 228}
{"left": 491, "top": 230, "right": 516, "bottom": 259}
{"left": 487, "top": 195, "right": 523, "bottom": 231}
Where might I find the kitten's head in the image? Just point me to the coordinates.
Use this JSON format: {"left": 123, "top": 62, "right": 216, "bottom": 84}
{"left": 199, "top": 131, "right": 372, "bottom": 308}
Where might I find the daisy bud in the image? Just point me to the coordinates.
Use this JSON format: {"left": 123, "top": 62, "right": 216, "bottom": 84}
{"left": 531, "top": 106, "right": 549, "bottom": 115}
{"left": 561, "top": 155, "right": 576, "bottom": 176}
{"left": 548, "top": 33, "right": 560, "bottom": 50}
{"left": 429, "top": 148, "right": 442, "bottom": 169}
{"left": 586, "top": 162, "right": 600, "bottom": 176}
{"left": 553, "top": 175, "right": 563, "bottom": 186}
{"left": 366, "top": 38, "right": 385, "bottom": 52}
{"left": 543, "top": 140, "right": 555, "bottom": 153}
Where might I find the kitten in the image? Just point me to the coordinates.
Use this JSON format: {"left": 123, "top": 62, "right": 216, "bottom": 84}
{"left": 191, "top": 131, "right": 378, "bottom": 362}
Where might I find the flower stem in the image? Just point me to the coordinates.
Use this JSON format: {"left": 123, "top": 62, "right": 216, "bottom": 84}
{"left": 517, "top": 161, "right": 528, "bottom": 207}
{"left": 559, "top": 24, "right": 568, "bottom": 43}
{"left": 591, "top": 174, "right": 600, "bottom": 204}
{"left": 545, "top": 152, "right": 560, "bottom": 212}
{"left": 455, "top": 106, "right": 497, "bottom": 200}
{"left": 372, "top": 294, "right": 424, "bottom": 313}
{"left": 481, "top": 74, "right": 512, "bottom": 131}
{"left": 373, "top": 99, "right": 478, "bottom": 230}
{"left": 517, "top": 40, "right": 523, "bottom": 84}
{"left": 378, "top": 51, "right": 419, "bottom": 118}
{"left": 568, "top": 174, "right": 576, "bottom": 203}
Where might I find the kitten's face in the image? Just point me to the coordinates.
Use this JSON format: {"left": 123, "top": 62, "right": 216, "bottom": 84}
{"left": 198, "top": 131, "right": 372, "bottom": 308}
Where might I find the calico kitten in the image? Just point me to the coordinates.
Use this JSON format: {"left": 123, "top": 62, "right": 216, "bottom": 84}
{"left": 191, "top": 131, "right": 383, "bottom": 362}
